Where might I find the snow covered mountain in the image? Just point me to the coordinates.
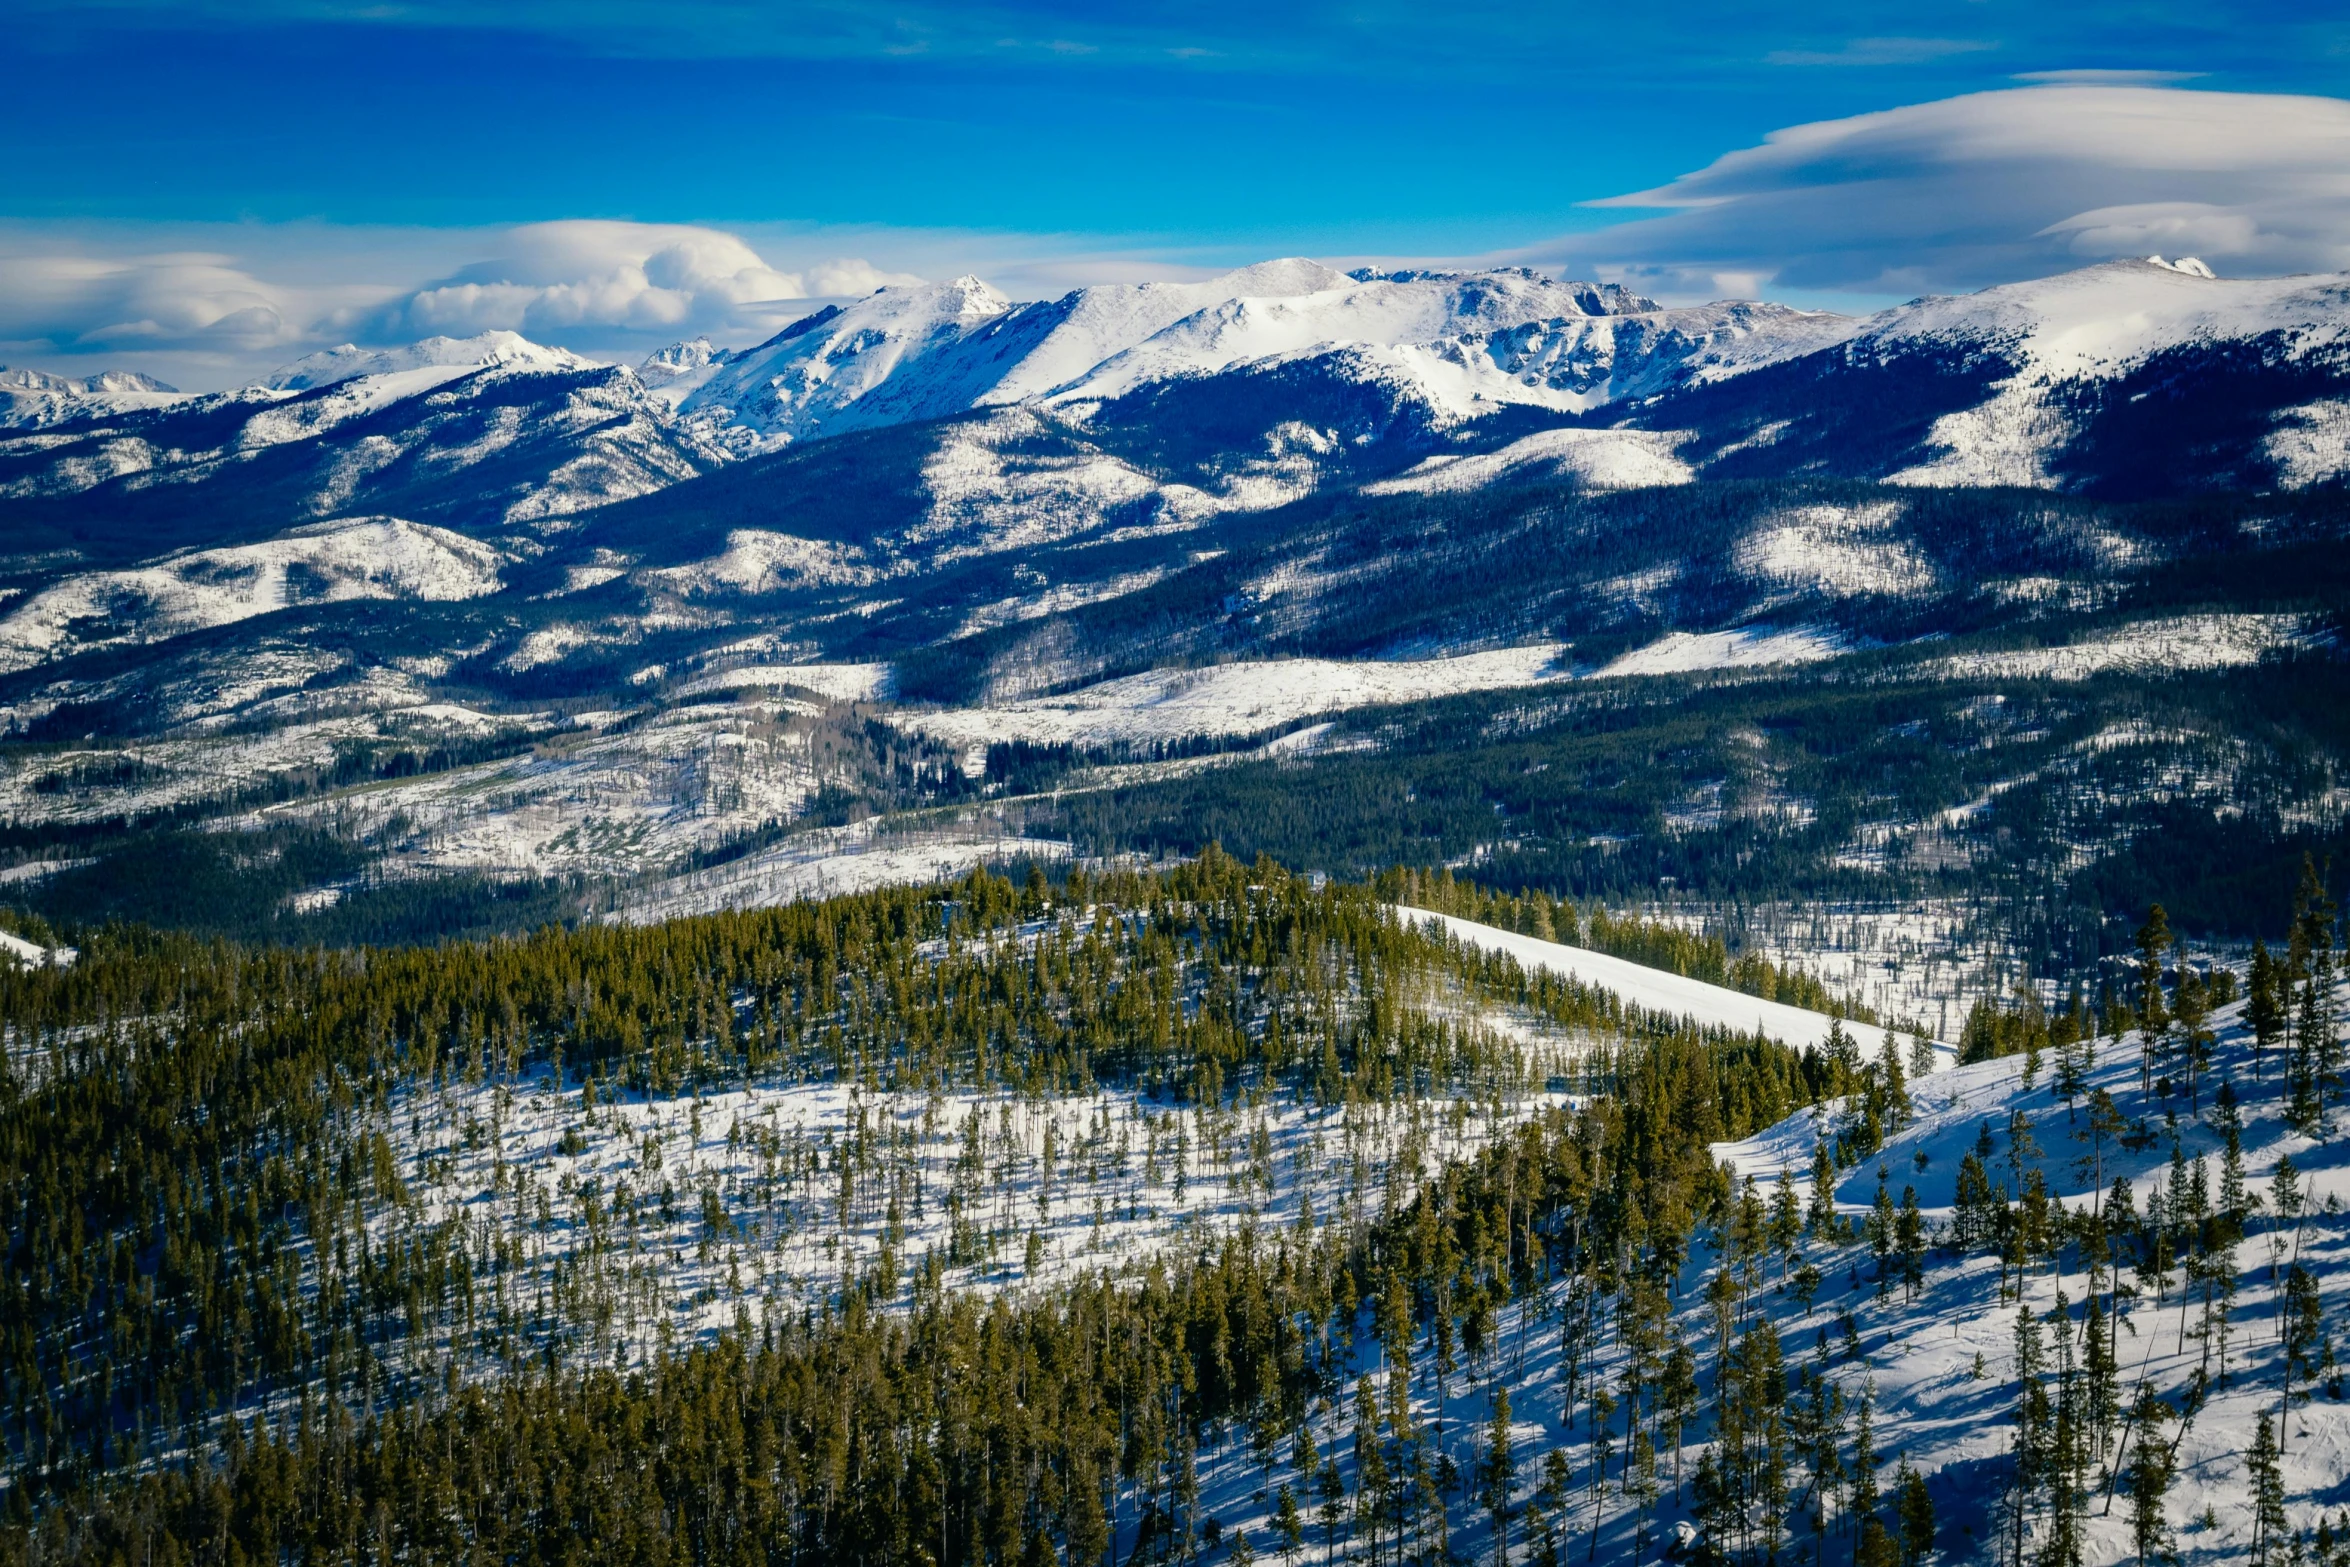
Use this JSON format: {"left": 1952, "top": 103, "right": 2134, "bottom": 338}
{"left": 0, "top": 332, "right": 724, "bottom": 562}
{"left": 0, "top": 364, "right": 184, "bottom": 429}
{"left": 1648, "top": 258, "right": 2350, "bottom": 494}
{"left": 669, "top": 260, "right": 1853, "bottom": 452}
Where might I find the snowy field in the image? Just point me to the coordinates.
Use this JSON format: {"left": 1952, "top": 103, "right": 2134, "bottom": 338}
{"left": 1916, "top": 613, "right": 2320, "bottom": 684}
{"left": 613, "top": 819, "right": 1071, "bottom": 923}
{"left": 904, "top": 646, "right": 1577, "bottom": 752}
{"left": 1401, "top": 907, "right": 1948, "bottom": 1061}
{"left": 379, "top": 1040, "right": 1577, "bottom": 1357}
{"left": 903, "top": 630, "right": 1852, "bottom": 756}
{"left": 1630, "top": 901, "right": 2031, "bottom": 1044}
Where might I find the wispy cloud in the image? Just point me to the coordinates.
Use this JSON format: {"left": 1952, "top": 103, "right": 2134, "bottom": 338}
{"left": 1766, "top": 37, "right": 1993, "bottom": 67}
{"left": 1540, "top": 84, "right": 2350, "bottom": 300}
{"left": 0, "top": 218, "right": 1227, "bottom": 390}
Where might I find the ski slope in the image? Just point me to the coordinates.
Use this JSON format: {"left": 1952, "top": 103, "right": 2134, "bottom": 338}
{"left": 1399, "top": 906, "right": 1944, "bottom": 1060}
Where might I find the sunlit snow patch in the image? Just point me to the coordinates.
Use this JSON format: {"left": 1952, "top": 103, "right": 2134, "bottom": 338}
{"left": 1594, "top": 624, "right": 1845, "bottom": 677}
{"left": 907, "top": 644, "right": 1575, "bottom": 751}
{"left": 0, "top": 518, "right": 506, "bottom": 674}
{"left": 1364, "top": 427, "right": 1694, "bottom": 495}
{"left": 1402, "top": 907, "right": 1936, "bottom": 1061}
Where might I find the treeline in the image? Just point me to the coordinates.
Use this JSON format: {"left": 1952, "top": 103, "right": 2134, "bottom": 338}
{"left": 0, "top": 848, "right": 1867, "bottom": 1531}
{"left": 4, "top": 989, "right": 1858, "bottom": 1567}
{"left": 1376, "top": 866, "right": 1876, "bottom": 1023}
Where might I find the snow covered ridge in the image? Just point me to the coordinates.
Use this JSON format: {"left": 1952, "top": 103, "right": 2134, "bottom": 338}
{"left": 0, "top": 518, "right": 506, "bottom": 674}
{"left": 0, "top": 365, "right": 183, "bottom": 430}
{"left": 1402, "top": 907, "right": 1939, "bottom": 1062}
{"left": 1702, "top": 980, "right": 2350, "bottom": 1565}
{"left": 265, "top": 330, "right": 598, "bottom": 391}
{"left": 672, "top": 260, "right": 1854, "bottom": 446}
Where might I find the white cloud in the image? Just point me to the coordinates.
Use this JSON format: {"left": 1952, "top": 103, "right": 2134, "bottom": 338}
{"left": 384, "top": 221, "right": 923, "bottom": 338}
{"left": 0, "top": 249, "right": 302, "bottom": 352}
{"left": 0, "top": 220, "right": 943, "bottom": 390}
{"left": 1549, "top": 85, "right": 2350, "bottom": 299}
{"left": 1764, "top": 37, "right": 1992, "bottom": 67}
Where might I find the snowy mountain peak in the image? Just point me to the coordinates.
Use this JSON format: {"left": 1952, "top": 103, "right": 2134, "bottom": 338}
{"left": 0, "top": 363, "right": 190, "bottom": 430}
{"left": 265, "top": 330, "right": 595, "bottom": 391}
{"left": 1210, "top": 257, "right": 1354, "bottom": 297}
{"left": 2146, "top": 254, "right": 2218, "bottom": 278}
{"left": 0, "top": 366, "right": 178, "bottom": 395}
{"left": 635, "top": 336, "right": 737, "bottom": 398}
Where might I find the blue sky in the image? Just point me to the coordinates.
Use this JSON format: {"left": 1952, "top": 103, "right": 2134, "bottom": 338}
{"left": 5, "top": 0, "right": 2348, "bottom": 386}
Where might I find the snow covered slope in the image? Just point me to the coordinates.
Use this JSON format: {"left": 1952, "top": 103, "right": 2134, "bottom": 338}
{"left": 0, "top": 517, "right": 506, "bottom": 673}
{"left": 1703, "top": 981, "right": 2350, "bottom": 1565}
{"left": 672, "top": 262, "right": 1853, "bottom": 452}
{"left": 0, "top": 366, "right": 184, "bottom": 429}
{"left": 1402, "top": 906, "right": 1936, "bottom": 1059}
{"left": 265, "top": 330, "right": 597, "bottom": 390}
{"left": 905, "top": 645, "right": 1578, "bottom": 753}
{"left": 1652, "top": 258, "right": 2350, "bottom": 494}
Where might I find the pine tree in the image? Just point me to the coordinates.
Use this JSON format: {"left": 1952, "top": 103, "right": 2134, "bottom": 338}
{"left": 2121, "top": 1386, "right": 2175, "bottom": 1567}
{"left": 1808, "top": 1139, "right": 1841, "bottom": 1240}
{"left": 2248, "top": 941, "right": 2284, "bottom": 1083}
{"left": 1869, "top": 1178, "right": 1898, "bottom": 1297}
{"left": 1480, "top": 1387, "right": 1514, "bottom": 1567}
{"left": 2009, "top": 1304, "right": 2051, "bottom": 1567}
{"left": 2134, "top": 906, "right": 2173, "bottom": 1095}
{"left": 2248, "top": 1412, "right": 2287, "bottom": 1567}
{"left": 2039, "top": 1293, "right": 2085, "bottom": 1567}
{"left": 2083, "top": 1291, "right": 2119, "bottom": 1472}
{"left": 1853, "top": 1387, "right": 1883, "bottom": 1542}
{"left": 1894, "top": 1459, "right": 1935, "bottom": 1567}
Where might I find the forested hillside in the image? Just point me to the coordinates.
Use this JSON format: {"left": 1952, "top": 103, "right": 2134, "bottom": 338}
{"left": 2, "top": 853, "right": 2345, "bottom": 1565}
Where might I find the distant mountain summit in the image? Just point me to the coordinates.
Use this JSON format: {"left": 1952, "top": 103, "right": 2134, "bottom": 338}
{"left": 6, "top": 257, "right": 2349, "bottom": 567}
{"left": 0, "top": 364, "right": 183, "bottom": 428}
{"left": 264, "top": 330, "right": 597, "bottom": 391}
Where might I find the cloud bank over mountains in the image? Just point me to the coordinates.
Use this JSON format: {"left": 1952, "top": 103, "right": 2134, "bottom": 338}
{"left": 0, "top": 222, "right": 933, "bottom": 388}
{"left": 9, "top": 85, "right": 2350, "bottom": 388}
{"left": 383, "top": 222, "right": 921, "bottom": 340}
{"left": 1562, "top": 84, "right": 2350, "bottom": 299}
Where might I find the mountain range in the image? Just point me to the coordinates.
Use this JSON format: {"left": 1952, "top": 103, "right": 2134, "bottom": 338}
{"left": 1, "top": 253, "right": 2347, "bottom": 944}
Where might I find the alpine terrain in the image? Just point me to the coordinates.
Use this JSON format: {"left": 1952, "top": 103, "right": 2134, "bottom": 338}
{"left": 3, "top": 252, "right": 2348, "bottom": 1567}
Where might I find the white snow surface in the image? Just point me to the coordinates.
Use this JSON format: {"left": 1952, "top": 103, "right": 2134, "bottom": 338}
{"left": 0, "top": 929, "right": 75, "bottom": 969}
{"left": 1734, "top": 501, "right": 1936, "bottom": 600}
{"left": 905, "top": 645, "right": 1575, "bottom": 752}
{"left": 0, "top": 518, "right": 506, "bottom": 673}
{"left": 617, "top": 822, "right": 1071, "bottom": 923}
{"left": 265, "top": 330, "right": 597, "bottom": 390}
{"left": 679, "top": 662, "right": 895, "bottom": 703}
{"left": 1869, "top": 260, "right": 2350, "bottom": 488}
{"left": 676, "top": 263, "right": 1854, "bottom": 447}
{"left": 1363, "top": 427, "right": 1695, "bottom": 495}
{"left": 1401, "top": 908, "right": 1938, "bottom": 1060}
{"left": 1594, "top": 625, "right": 1847, "bottom": 677}
{"left": 1919, "top": 613, "right": 2319, "bottom": 683}
{"left": 0, "top": 365, "right": 186, "bottom": 429}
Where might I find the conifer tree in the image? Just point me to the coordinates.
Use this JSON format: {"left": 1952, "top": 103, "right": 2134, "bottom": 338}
{"left": 2248, "top": 1412, "right": 2287, "bottom": 1567}
{"left": 2248, "top": 942, "right": 2284, "bottom": 1083}
{"left": 1807, "top": 1139, "right": 1841, "bottom": 1240}
{"left": 1896, "top": 1188, "right": 1927, "bottom": 1303}
{"left": 2121, "top": 1386, "right": 2175, "bottom": 1567}
{"left": 1480, "top": 1387, "right": 1514, "bottom": 1567}
{"left": 2008, "top": 1304, "right": 2051, "bottom": 1567}
{"left": 1894, "top": 1459, "right": 1935, "bottom": 1567}
{"left": 2134, "top": 906, "right": 2173, "bottom": 1095}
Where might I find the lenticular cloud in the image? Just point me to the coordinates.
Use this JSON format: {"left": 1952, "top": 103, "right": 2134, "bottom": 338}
{"left": 1555, "top": 84, "right": 2350, "bottom": 298}
{"left": 387, "top": 220, "right": 920, "bottom": 339}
